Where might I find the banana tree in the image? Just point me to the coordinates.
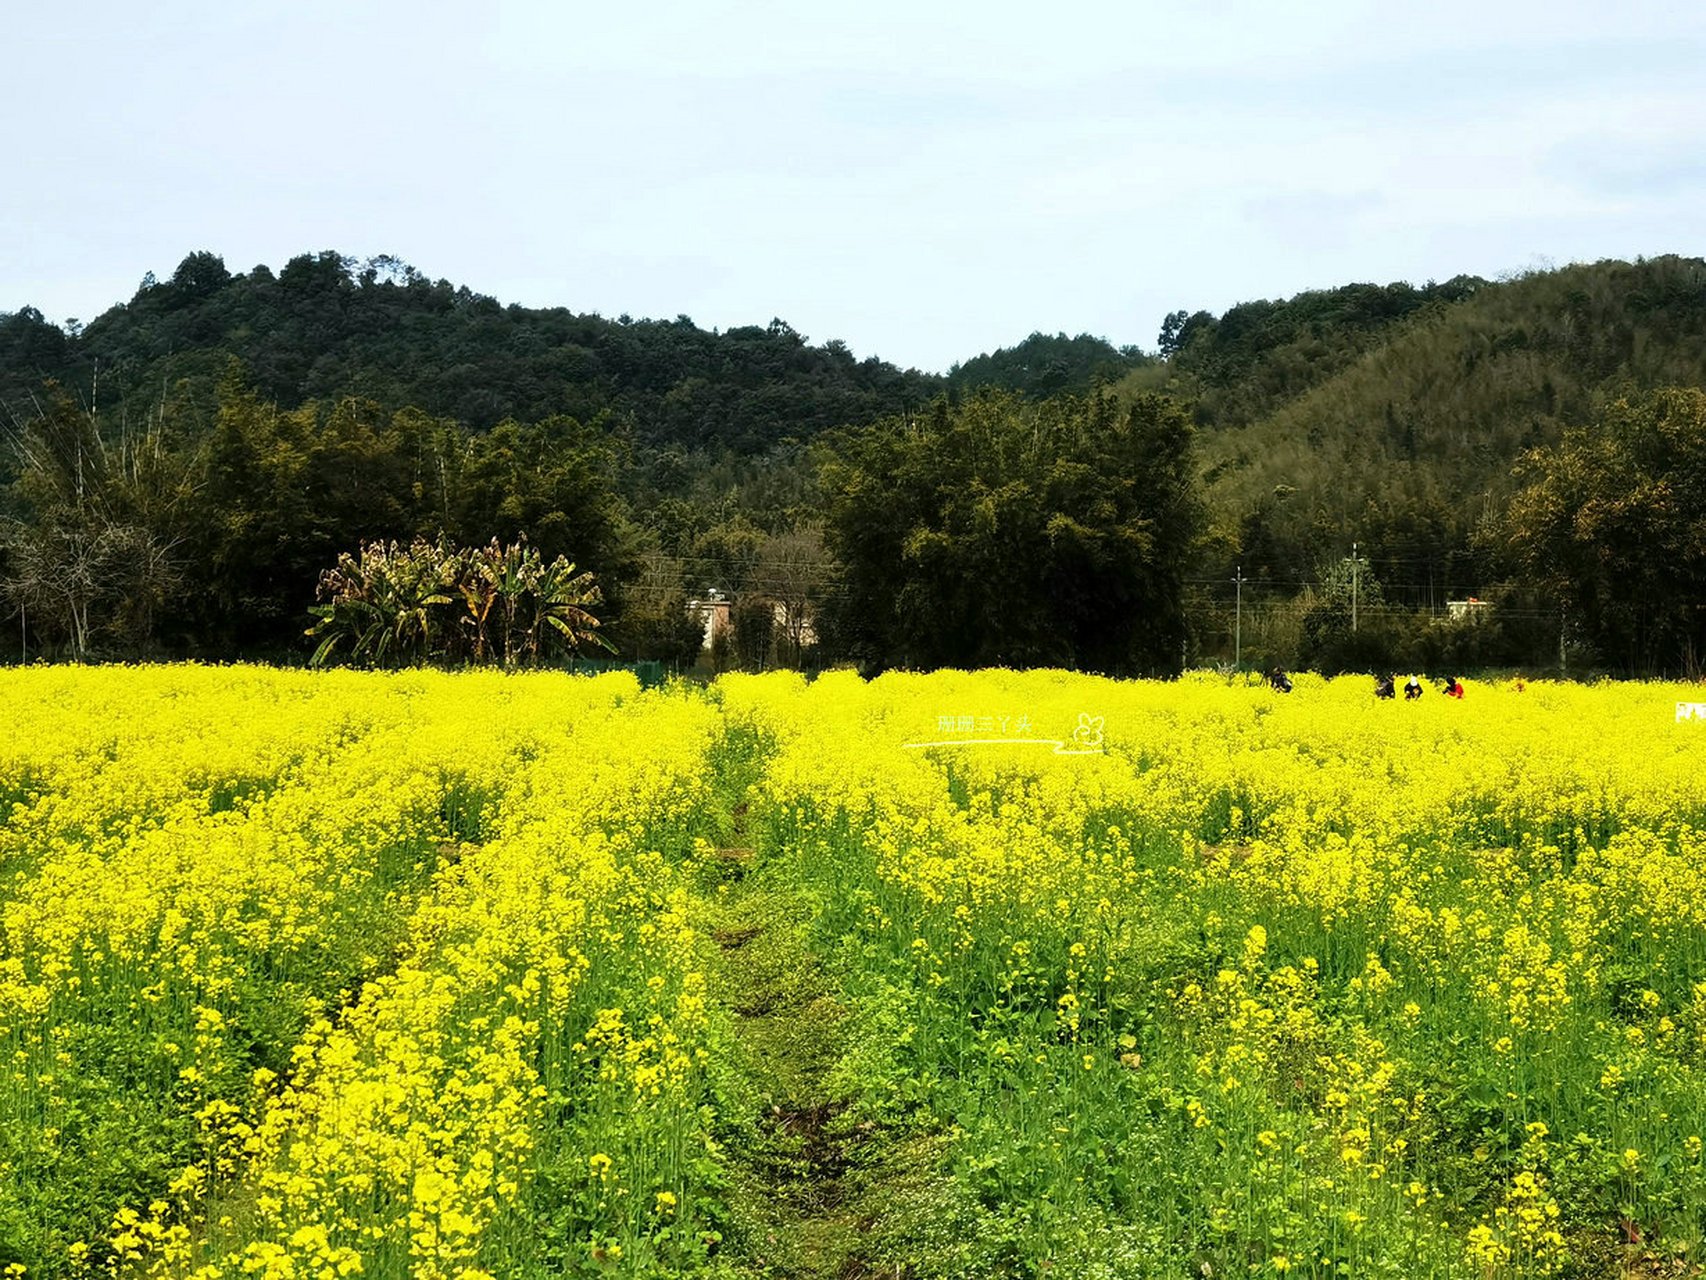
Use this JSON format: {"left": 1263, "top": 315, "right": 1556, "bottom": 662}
{"left": 312, "top": 534, "right": 613, "bottom": 668}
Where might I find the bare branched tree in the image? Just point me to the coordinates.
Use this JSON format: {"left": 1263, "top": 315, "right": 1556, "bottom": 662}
{"left": 2, "top": 385, "right": 183, "bottom": 659}
{"left": 752, "top": 523, "right": 829, "bottom": 667}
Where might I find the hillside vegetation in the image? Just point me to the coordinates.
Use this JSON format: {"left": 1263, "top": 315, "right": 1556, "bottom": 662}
{"left": 3, "top": 251, "right": 1704, "bottom": 674}
{"left": 1155, "top": 258, "right": 1706, "bottom": 600}
{"left": 0, "top": 251, "right": 939, "bottom": 455}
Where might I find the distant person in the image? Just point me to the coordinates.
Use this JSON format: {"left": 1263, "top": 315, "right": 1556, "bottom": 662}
{"left": 1404, "top": 676, "right": 1423, "bottom": 701}
{"left": 1512, "top": 674, "right": 1526, "bottom": 693}
{"left": 1269, "top": 666, "right": 1293, "bottom": 694}
{"left": 1375, "top": 674, "right": 1395, "bottom": 700}
{"left": 1445, "top": 676, "right": 1464, "bottom": 699}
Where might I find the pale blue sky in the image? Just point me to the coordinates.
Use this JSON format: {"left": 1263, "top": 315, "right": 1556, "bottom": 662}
{"left": 4, "top": 1, "right": 1704, "bottom": 372}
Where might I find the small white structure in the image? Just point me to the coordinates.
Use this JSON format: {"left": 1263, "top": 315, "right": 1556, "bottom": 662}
{"left": 1446, "top": 598, "right": 1490, "bottom": 623}
{"left": 686, "top": 593, "right": 731, "bottom": 651}
{"left": 685, "top": 593, "right": 816, "bottom": 653}
{"left": 1678, "top": 701, "right": 1706, "bottom": 722}
{"left": 778, "top": 601, "right": 818, "bottom": 650}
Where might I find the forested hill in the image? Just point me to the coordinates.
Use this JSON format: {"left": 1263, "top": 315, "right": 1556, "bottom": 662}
{"left": 5, "top": 248, "right": 1706, "bottom": 673}
{"left": 1152, "top": 275, "right": 1487, "bottom": 430}
{"left": 0, "top": 250, "right": 943, "bottom": 454}
{"left": 1159, "top": 255, "right": 1706, "bottom": 595}
{"left": 947, "top": 331, "right": 1151, "bottom": 397}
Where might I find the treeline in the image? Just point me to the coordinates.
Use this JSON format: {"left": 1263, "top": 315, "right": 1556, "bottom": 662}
{"left": 3, "top": 250, "right": 1705, "bottom": 677}
{"left": 947, "top": 331, "right": 1150, "bottom": 398}
{"left": 0, "top": 373, "right": 1204, "bottom": 676}
{"left": 0, "top": 251, "right": 939, "bottom": 455}
{"left": 0, "top": 370, "right": 648, "bottom": 660}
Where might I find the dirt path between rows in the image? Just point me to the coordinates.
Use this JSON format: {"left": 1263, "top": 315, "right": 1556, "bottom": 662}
{"left": 708, "top": 868, "right": 886, "bottom": 1278}
{"left": 694, "top": 735, "right": 953, "bottom": 1279}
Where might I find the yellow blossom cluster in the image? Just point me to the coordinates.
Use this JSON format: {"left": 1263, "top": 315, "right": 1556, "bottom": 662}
{"left": 1, "top": 668, "right": 723, "bottom": 1279}
{"left": 719, "top": 669, "right": 1706, "bottom": 1275}
{"left": 9, "top": 665, "right": 1706, "bottom": 1279}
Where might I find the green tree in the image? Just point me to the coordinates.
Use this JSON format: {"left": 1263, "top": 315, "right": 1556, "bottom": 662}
{"left": 183, "top": 368, "right": 439, "bottom": 653}
{"left": 1504, "top": 388, "right": 1706, "bottom": 674}
{"left": 457, "top": 536, "right": 611, "bottom": 667}
{"left": 731, "top": 595, "right": 775, "bottom": 672}
{"left": 949, "top": 332, "right": 1148, "bottom": 397}
{"left": 440, "top": 414, "right": 639, "bottom": 629}
{"left": 1296, "top": 551, "right": 1387, "bottom": 672}
{"left": 688, "top": 517, "right": 765, "bottom": 599}
{"left": 821, "top": 390, "right": 1200, "bottom": 675}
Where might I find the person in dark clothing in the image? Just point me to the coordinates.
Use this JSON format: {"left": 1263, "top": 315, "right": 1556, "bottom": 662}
{"left": 1269, "top": 667, "right": 1293, "bottom": 693}
{"left": 1375, "top": 674, "right": 1395, "bottom": 700}
{"left": 1404, "top": 676, "right": 1423, "bottom": 700}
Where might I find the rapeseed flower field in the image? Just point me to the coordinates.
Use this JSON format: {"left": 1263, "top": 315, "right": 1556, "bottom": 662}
{"left": 2, "top": 666, "right": 1704, "bottom": 1277}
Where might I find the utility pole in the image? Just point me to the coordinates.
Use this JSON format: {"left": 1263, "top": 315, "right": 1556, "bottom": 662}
{"left": 1233, "top": 564, "right": 1244, "bottom": 670}
{"left": 1351, "top": 541, "right": 1359, "bottom": 633}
